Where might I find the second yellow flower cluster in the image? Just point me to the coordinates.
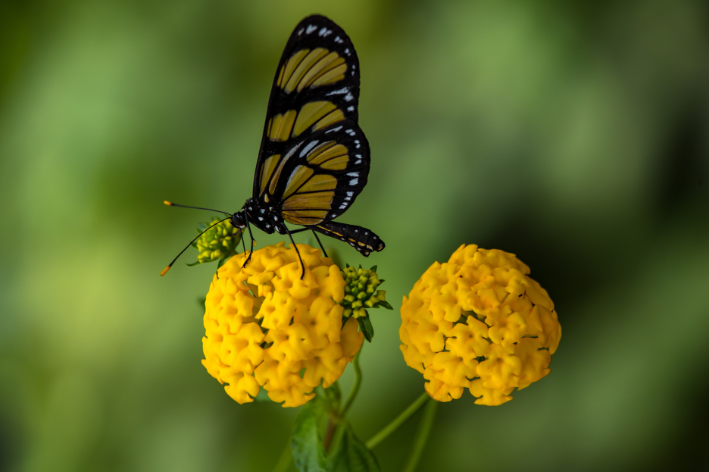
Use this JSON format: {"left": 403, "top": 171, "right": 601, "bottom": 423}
{"left": 400, "top": 244, "right": 561, "bottom": 405}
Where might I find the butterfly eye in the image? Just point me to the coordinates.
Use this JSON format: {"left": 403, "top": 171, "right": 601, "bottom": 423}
{"left": 231, "top": 213, "right": 246, "bottom": 228}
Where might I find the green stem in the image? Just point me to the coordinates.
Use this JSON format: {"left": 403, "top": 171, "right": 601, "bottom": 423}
{"left": 401, "top": 398, "right": 438, "bottom": 472}
{"left": 365, "top": 392, "right": 430, "bottom": 450}
{"left": 271, "top": 438, "right": 292, "bottom": 472}
{"left": 340, "top": 346, "right": 363, "bottom": 417}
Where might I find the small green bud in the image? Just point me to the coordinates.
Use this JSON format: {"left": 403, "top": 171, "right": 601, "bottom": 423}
{"left": 339, "top": 265, "right": 390, "bottom": 343}
{"left": 190, "top": 217, "right": 242, "bottom": 265}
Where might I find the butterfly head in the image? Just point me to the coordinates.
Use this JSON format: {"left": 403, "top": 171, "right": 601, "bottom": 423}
{"left": 230, "top": 211, "right": 246, "bottom": 229}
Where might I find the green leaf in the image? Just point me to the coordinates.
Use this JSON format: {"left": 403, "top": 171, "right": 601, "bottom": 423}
{"left": 327, "top": 422, "right": 380, "bottom": 472}
{"left": 376, "top": 300, "right": 393, "bottom": 311}
{"left": 369, "top": 265, "right": 377, "bottom": 272}
{"left": 292, "top": 395, "right": 327, "bottom": 472}
{"left": 186, "top": 261, "right": 201, "bottom": 267}
{"left": 357, "top": 316, "right": 374, "bottom": 343}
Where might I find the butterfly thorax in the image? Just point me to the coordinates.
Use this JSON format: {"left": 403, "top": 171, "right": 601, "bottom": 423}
{"left": 240, "top": 198, "right": 287, "bottom": 235}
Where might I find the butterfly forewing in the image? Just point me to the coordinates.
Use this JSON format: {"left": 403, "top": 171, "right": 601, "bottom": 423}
{"left": 253, "top": 15, "right": 362, "bottom": 204}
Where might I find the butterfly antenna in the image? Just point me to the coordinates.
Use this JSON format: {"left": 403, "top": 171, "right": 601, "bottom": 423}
{"left": 160, "top": 216, "right": 231, "bottom": 276}
{"left": 164, "top": 201, "right": 232, "bottom": 216}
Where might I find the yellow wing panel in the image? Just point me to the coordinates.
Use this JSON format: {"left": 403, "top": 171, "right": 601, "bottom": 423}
{"left": 269, "top": 152, "right": 294, "bottom": 195}
{"left": 282, "top": 191, "right": 335, "bottom": 211}
{"left": 283, "top": 165, "right": 314, "bottom": 199}
{"left": 277, "top": 46, "right": 348, "bottom": 94}
{"left": 298, "top": 54, "right": 346, "bottom": 92}
{"left": 259, "top": 154, "right": 280, "bottom": 196}
{"left": 320, "top": 155, "right": 348, "bottom": 170}
{"left": 311, "top": 64, "right": 347, "bottom": 87}
{"left": 268, "top": 110, "right": 297, "bottom": 142}
{"left": 298, "top": 174, "right": 337, "bottom": 193}
{"left": 313, "top": 109, "right": 345, "bottom": 131}
{"left": 308, "top": 144, "right": 347, "bottom": 165}
{"left": 278, "top": 49, "right": 309, "bottom": 88}
{"left": 292, "top": 101, "right": 337, "bottom": 137}
{"left": 282, "top": 209, "right": 329, "bottom": 226}
{"left": 285, "top": 48, "right": 329, "bottom": 93}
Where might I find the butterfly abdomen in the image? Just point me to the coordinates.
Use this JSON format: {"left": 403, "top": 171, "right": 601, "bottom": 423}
{"left": 312, "top": 221, "right": 384, "bottom": 256}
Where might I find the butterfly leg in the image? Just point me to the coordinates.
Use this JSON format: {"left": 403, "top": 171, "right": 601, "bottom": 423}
{"left": 310, "top": 229, "right": 328, "bottom": 258}
{"left": 283, "top": 225, "right": 306, "bottom": 279}
{"left": 282, "top": 227, "right": 328, "bottom": 258}
{"left": 240, "top": 229, "right": 247, "bottom": 254}
{"left": 242, "top": 215, "right": 256, "bottom": 268}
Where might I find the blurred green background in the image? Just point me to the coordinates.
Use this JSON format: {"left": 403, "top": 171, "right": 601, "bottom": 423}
{"left": 1, "top": 0, "right": 708, "bottom": 470}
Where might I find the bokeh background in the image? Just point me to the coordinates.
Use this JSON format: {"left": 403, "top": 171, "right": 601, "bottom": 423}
{"left": 2, "top": 0, "right": 709, "bottom": 470}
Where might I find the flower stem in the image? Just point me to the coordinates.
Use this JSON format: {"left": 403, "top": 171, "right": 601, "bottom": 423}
{"left": 323, "top": 417, "right": 337, "bottom": 452}
{"left": 271, "top": 438, "right": 292, "bottom": 472}
{"left": 340, "top": 346, "right": 363, "bottom": 417}
{"left": 402, "top": 398, "right": 438, "bottom": 472}
{"left": 365, "top": 392, "right": 430, "bottom": 450}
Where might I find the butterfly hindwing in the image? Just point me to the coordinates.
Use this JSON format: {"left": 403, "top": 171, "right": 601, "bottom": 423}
{"left": 253, "top": 15, "right": 362, "bottom": 202}
{"left": 272, "top": 120, "right": 370, "bottom": 227}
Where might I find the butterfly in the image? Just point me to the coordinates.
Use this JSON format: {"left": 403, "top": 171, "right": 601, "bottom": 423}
{"left": 163, "top": 15, "right": 384, "bottom": 277}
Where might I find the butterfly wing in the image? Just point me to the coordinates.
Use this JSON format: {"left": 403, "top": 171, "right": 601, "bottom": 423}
{"left": 271, "top": 121, "right": 370, "bottom": 226}
{"left": 253, "top": 15, "right": 365, "bottom": 210}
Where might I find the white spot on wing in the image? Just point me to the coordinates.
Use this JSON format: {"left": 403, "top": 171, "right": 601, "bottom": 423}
{"left": 339, "top": 203, "right": 347, "bottom": 209}
{"left": 349, "top": 178, "right": 358, "bottom": 186}
{"left": 298, "top": 28, "right": 304, "bottom": 35}
{"left": 347, "top": 172, "right": 358, "bottom": 177}
{"left": 306, "top": 25, "right": 317, "bottom": 34}
{"left": 300, "top": 140, "right": 319, "bottom": 157}
{"left": 345, "top": 48, "right": 350, "bottom": 55}
{"left": 347, "top": 106, "right": 355, "bottom": 112}
{"left": 318, "top": 27, "right": 332, "bottom": 37}
{"left": 335, "top": 36, "right": 343, "bottom": 43}
{"left": 327, "top": 88, "right": 349, "bottom": 96}
{"left": 326, "top": 125, "right": 343, "bottom": 134}
{"left": 345, "top": 93, "right": 354, "bottom": 102}
{"left": 346, "top": 191, "right": 353, "bottom": 196}
{"left": 345, "top": 129, "right": 355, "bottom": 136}
{"left": 284, "top": 141, "right": 303, "bottom": 160}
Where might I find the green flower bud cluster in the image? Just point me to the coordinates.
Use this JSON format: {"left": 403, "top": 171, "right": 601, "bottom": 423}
{"left": 190, "top": 217, "right": 242, "bottom": 266}
{"left": 340, "top": 265, "right": 392, "bottom": 342}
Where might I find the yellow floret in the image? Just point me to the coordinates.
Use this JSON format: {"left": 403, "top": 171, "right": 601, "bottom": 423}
{"left": 202, "top": 242, "right": 363, "bottom": 407}
{"left": 399, "top": 244, "right": 561, "bottom": 405}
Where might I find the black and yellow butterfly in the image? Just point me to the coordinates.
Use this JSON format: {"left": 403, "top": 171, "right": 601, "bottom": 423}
{"left": 163, "top": 15, "right": 384, "bottom": 276}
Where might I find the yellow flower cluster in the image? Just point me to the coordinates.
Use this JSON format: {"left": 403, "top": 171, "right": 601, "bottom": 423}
{"left": 202, "top": 243, "right": 363, "bottom": 407}
{"left": 400, "top": 244, "right": 561, "bottom": 406}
